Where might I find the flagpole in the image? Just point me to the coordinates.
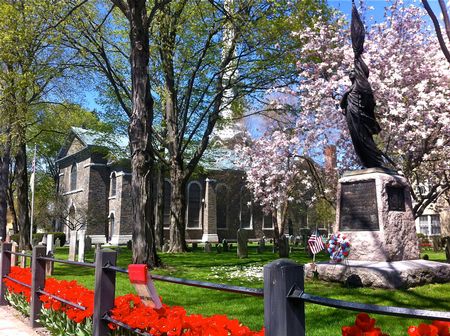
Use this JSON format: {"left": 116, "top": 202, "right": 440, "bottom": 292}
{"left": 30, "top": 145, "right": 37, "bottom": 246}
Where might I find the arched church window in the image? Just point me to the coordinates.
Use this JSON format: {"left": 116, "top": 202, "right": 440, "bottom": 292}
{"left": 70, "top": 163, "right": 77, "bottom": 191}
{"left": 187, "top": 182, "right": 201, "bottom": 228}
{"left": 216, "top": 184, "right": 229, "bottom": 229}
{"left": 110, "top": 172, "right": 117, "bottom": 197}
{"left": 163, "top": 180, "right": 172, "bottom": 228}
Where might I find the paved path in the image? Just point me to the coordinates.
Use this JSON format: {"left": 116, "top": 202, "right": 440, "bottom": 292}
{"left": 0, "top": 306, "right": 40, "bottom": 335}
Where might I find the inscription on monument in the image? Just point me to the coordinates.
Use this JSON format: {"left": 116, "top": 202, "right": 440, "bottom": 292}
{"left": 387, "top": 186, "right": 405, "bottom": 212}
{"left": 339, "top": 180, "right": 379, "bottom": 231}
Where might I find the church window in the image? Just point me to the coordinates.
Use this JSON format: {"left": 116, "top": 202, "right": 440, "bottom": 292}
{"left": 187, "top": 182, "right": 202, "bottom": 228}
{"left": 70, "top": 163, "right": 77, "bottom": 191}
{"left": 216, "top": 184, "right": 228, "bottom": 229}
{"left": 263, "top": 213, "right": 273, "bottom": 229}
{"left": 110, "top": 173, "right": 117, "bottom": 197}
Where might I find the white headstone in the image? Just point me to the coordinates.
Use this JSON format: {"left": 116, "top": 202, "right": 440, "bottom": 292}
{"left": 46, "top": 234, "right": 54, "bottom": 255}
{"left": 77, "top": 230, "right": 86, "bottom": 263}
{"left": 68, "top": 231, "right": 77, "bottom": 261}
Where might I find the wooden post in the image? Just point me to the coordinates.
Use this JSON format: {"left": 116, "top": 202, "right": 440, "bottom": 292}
{"left": 264, "top": 259, "right": 305, "bottom": 336}
{"left": 93, "top": 249, "right": 117, "bottom": 336}
{"left": 0, "top": 243, "right": 12, "bottom": 305}
{"left": 30, "top": 245, "right": 46, "bottom": 328}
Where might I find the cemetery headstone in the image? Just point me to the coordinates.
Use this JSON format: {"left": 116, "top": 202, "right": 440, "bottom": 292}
{"left": 216, "top": 244, "right": 223, "bottom": 254}
{"left": 55, "top": 238, "right": 61, "bottom": 248}
{"left": 162, "top": 242, "right": 170, "bottom": 252}
{"left": 258, "top": 237, "right": 265, "bottom": 252}
{"left": 11, "top": 242, "right": 18, "bottom": 266}
{"left": 20, "top": 250, "right": 27, "bottom": 268}
{"left": 204, "top": 242, "right": 212, "bottom": 253}
{"left": 237, "top": 229, "right": 248, "bottom": 259}
{"left": 127, "top": 240, "right": 132, "bottom": 250}
{"left": 279, "top": 235, "right": 289, "bottom": 258}
{"left": 68, "top": 231, "right": 77, "bottom": 261}
{"left": 78, "top": 231, "right": 86, "bottom": 263}
{"left": 222, "top": 239, "right": 229, "bottom": 252}
{"left": 85, "top": 236, "right": 93, "bottom": 253}
{"left": 294, "top": 236, "right": 301, "bottom": 246}
{"left": 289, "top": 235, "right": 295, "bottom": 245}
{"left": 46, "top": 251, "right": 54, "bottom": 276}
{"left": 229, "top": 243, "right": 233, "bottom": 249}
{"left": 46, "top": 234, "right": 54, "bottom": 256}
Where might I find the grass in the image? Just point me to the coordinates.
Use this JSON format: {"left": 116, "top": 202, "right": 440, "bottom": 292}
{"left": 49, "top": 244, "right": 450, "bottom": 335}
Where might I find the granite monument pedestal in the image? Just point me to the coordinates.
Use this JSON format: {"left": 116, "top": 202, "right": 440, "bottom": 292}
{"left": 305, "top": 169, "right": 450, "bottom": 288}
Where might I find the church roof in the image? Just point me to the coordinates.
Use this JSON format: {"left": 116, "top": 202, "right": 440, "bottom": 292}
{"left": 200, "top": 147, "right": 242, "bottom": 171}
{"left": 57, "top": 127, "right": 129, "bottom": 161}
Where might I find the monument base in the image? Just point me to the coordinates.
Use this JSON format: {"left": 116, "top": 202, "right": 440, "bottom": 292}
{"left": 336, "top": 169, "right": 419, "bottom": 261}
{"left": 305, "top": 260, "right": 450, "bottom": 289}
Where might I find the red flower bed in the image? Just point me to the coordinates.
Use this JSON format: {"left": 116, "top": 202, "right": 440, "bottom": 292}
{"left": 109, "top": 293, "right": 264, "bottom": 335}
{"left": 408, "top": 321, "right": 450, "bottom": 336}
{"left": 342, "top": 313, "right": 388, "bottom": 336}
{"left": 4, "top": 267, "right": 264, "bottom": 335}
{"left": 3, "top": 266, "right": 32, "bottom": 302}
{"left": 40, "top": 278, "right": 94, "bottom": 323}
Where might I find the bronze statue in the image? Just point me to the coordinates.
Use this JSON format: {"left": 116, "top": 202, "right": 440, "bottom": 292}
{"left": 340, "top": 1, "right": 384, "bottom": 168}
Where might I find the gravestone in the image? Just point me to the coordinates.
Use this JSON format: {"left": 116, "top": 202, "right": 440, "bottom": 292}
{"left": 258, "top": 237, "right": 265, "bottom": 252}
{"left": 294, "top": 236, "right": 301, "bottom": 246}
{"left": 20, "top": 250, "right": 27, "bottom": 268}
{"left": 335, "top": 169, "right": 419, "bottom": 261}
{"left": 279, "top": 236, "right": 289, "bottom": 258}
{"left": 289, "top": 235, "right": 295, "bottom": 245}
{"left": 162, "top": 242, "right": 169, "bottom": 252}
{"left": 40, "top": 235, "right": 47, "bottom": 246}
{"left": 216, "top": 244, "right": 223, "bottom": 254}
{"left": 127, "top": 240, "right": 132, "bottom": 249}
{"left": 222, "top": 239, "right": 229, "bottom": 252}
{"left": 55, "top": 238, "right": 61, "bottom": 248}
{"left": 77, "top": 231, "right": 86, "bottom": 262}
{"left": 237, "top": 229, "right": 248, "bottom": 259}
{"left": 11, "top": 242, "right": 18, "bottom": 266}
{"left": 85, "top": 236, "right": 93, "bottom": 253}
{"left": 68, "top": 231, "right": 77, "bottom": 261}
{"left": 46, "top": 234, "right": 54, "bottom": 256}
{"left": 204, "top": 242, "right": 212, "bottom": 253}
{"left": 46, "top": 251, "right": 54, "bottom": 276}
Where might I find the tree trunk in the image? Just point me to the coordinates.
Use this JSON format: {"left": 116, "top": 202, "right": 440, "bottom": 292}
{"left": 169, "top": 165, "right": 188, "bottom": 252}
{"left": 0, "top": 135, "right": 11, "bottom": 241}
{"left": 276, "top": 203, "right": 289, "bottom": 258}
{"left": 128, "top": 0, "right": 159, "bottom": 267}
{"left": 154, "top": 164, "right": 164, "bottom": 250}
{"left": 15, "top": 142, "right": 30, "bottom": 249}
{"left": 6, "top": 185, "right": 18, "bottom": 234}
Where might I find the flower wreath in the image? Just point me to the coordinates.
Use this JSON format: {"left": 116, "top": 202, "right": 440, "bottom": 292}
{"left": 327, "top": 233, "right": 350, "bottom": 263}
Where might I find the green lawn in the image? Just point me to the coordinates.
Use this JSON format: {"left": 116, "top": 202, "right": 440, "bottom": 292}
{"left": 50, "top": 244, "right": 450, "bottom": 335}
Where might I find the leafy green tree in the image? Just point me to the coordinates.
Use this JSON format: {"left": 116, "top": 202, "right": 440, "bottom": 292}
{"left": 0, "top": 0, "right": 82, "bottom": 248}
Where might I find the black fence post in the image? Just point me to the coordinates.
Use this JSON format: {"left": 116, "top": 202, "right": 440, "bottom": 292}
{"left": 0, "top": 243, "right": 12, "bottom": 305}
{"left": 30, "top": 245, "right": 46, "bottom": 328}
{"left": 264, "top": 259, "right": 305, "bottom": 336}
{"left": 93, "top": 248, "right": 117, "bottom": 336}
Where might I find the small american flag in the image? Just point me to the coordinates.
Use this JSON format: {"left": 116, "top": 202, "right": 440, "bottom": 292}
{"left": 308, "top": 233, "right": 325, "bottom": 255}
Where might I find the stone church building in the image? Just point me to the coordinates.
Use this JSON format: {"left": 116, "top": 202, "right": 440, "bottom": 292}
{"left": 56, "top": 127, "right": 303, "bottom": 245}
